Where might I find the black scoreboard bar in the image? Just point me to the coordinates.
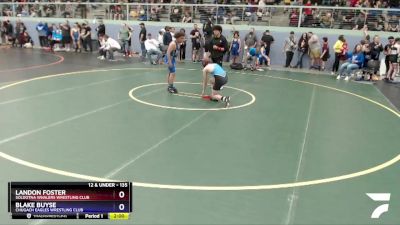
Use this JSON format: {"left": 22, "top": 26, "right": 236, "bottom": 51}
{"left": 8, "top": 182, "right": 132, "bottom": 220}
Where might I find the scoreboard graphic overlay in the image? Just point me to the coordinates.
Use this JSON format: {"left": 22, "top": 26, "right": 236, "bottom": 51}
{"left": 8, "top": 182, "right": 132, "bottom": 220}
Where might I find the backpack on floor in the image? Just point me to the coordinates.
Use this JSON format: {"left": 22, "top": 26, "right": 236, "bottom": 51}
{"left": 230, "top": 63, "right": 244, "bottom": 70}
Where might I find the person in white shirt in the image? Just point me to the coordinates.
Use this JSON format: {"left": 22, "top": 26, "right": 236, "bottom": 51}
{"left": 145, "top": 33, "right": 162, "bottom": 65}
{"left": 170, "top": 27, "right": 176, "bottom": 41}
{"left": 98, "top": 35, "right": 121, "bottom": 61}
{"left": 158, "top": 29, "right": 165, "bottom": 53}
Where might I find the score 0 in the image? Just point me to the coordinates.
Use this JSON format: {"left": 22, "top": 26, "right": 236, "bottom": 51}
{"left": 118, "top": 190, "right": 126, "bottom": 211}
{"left": 115, "top": 188, "right": 129, "bottom": 212}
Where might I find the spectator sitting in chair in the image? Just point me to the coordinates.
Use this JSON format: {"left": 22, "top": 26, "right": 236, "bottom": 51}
{"left": 150, "top": 1, "right": 162, "bottom": 14}
{"left": 320, "top": 12, "right": 334, "bottom": 28}
{"left": 339, "top": 2, "right": 356, "bottom": 29}
{"left": 113, "top": 4, "right": 123, "bottom": 20}
{"left": 182, "top": 12, "right": 193, "bottom": 23}
{"left": 170, "top": 7, "right": 182, "bottom": 22}
{"left": 386, "top": 15, "right": 399, "bottom": 32}
{"left": 149, "top": 8, "right": 160, "bottom": 21}
{"left": 226, "top": 9, "right": 241, "bottom": 25}
{"left": 145, "top": 33, "right": 163, "bottom": 65}
{"left": 289, "top": 9, "right": 300, "bottom": 27}
{"left": 337, "top": 44, "right": 365, "bottom": 81}
{"left": 246, "top": 0, "right": 258, "bottom": 25}
{"left": 138, "top": 6, "right": 147, "bottom": 21}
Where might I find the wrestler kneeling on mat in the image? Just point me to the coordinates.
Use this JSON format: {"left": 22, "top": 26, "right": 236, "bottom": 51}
{"left": 201, "top": 60, "right": 231, "bottom": 107}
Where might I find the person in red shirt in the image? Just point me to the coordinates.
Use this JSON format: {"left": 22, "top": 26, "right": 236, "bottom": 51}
{"left": 304, "top": 0, "right": 312, "bottom": 16}
{"left": 303, "top": 0, "right": 313, "bottom": 26}
{"left": 350, "top": 0, "right": 359, "bottom": 7}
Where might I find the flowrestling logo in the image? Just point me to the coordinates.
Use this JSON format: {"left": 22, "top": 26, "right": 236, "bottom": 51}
{"left": 366, "top": 193, "right": 391, "bottom": 219}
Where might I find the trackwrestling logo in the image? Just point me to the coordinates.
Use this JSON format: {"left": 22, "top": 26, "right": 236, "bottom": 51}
{"left": 366, "top": 193, "right": 391, "bottom": 219}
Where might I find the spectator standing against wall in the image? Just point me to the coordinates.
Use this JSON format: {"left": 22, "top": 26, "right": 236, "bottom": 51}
{"left": 331, "top": 35, "right": 345, "bottom": 75}
{"left": 225, "top": 28, "right": 236, "bottom": 63}
{"left": 139, "top": 22, "right": 147, "bottom": 61}
{"left": 208, "top": 25, "right": 228, "bottom": 66}
{"left": 163, "top": 26, "right": 173, "bottom": 54}
{"left": 261, "top": 30, "right": 274, "bottom": 58}
{"left": 384, "top": 36, "right": 395, "bottom": 74}
{"left": 320, "top": 37, "right": 330, "bottom": 71}
{"left": 178, "top": 28, "right": 187, "bottom": 62}
{"left": 190, "top": 24, "right": 202, "bottom": 63}
{"left": 14, "top": 20, "right": 25, "bottom": 46}
{"left": 283, "top": 31, "right": 297, "bottom": 68}
{"left": 230, "top": 31, "right": 241, "bottom": 64}
{"left": 60, "top": 21, "right": 71, "bottom": 51}
{"left": 170, "top": 27, "right": 176, "bottom": 42}
{"left": 308, "top": 32, "right": 322, "bottom": 70}
{"left": 258, "top": 41, "right": 271, "bottom": 69}
{"left": 368, "top": 35, "right": 383, "bottom": 77}
{"left": 46, "top": 23, "right": 54, "bottom": 49}
{"left": 128, "top": 25, "right": 134, "bottom": 57}
{"left": 158, "top": 29, "right": 165, "bottom": 54}
{"left": 118, "top": 23, "right": 131, "bottom": 57}
{"left": 81, "top": 22, "right": 92, "bottom": 52}
{"left": 71, "top": 22, "right": 81, "bottom": 52}
{"left": 95, "top": 20, "right": 105, "bottom": 46}
{"left": 51, "top": 24, "right": 63, "bottom": 51}
{"left": 385, "top": 38, "right": 400, "bottom": 82}
{"left": 36, "top": 21, "right": 48, "bottom": 48}
{"left": 294, "top": 32, "right": 308, "bottom": 69}
{"left": 5, "top": 20, "right": 13, "bottom": 45}
{"left": 243, "top": 28, "right": 258, "bottom": 63}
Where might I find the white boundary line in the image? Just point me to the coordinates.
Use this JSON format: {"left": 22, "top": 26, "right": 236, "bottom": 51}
{"left": 0, "top": 76, "right": 131, "bottom": 106}
{"left": 285, "top": 87, "right": 315, "bottom": 225}
{"left": 129, "top": 82, "right": 256, "bottom": 111}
